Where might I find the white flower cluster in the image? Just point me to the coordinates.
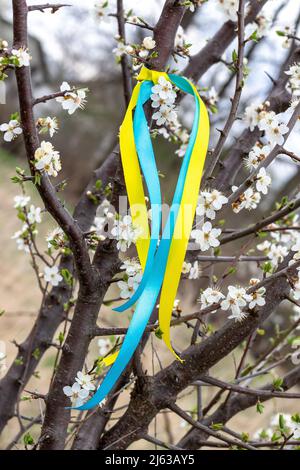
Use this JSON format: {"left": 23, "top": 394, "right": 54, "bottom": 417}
{"left": 11, "top": 47, "right": 31, "bottom": 67}
{"left": 0, "top": 119, "right": 22, "bottom": 142}
{"left": 244, "top": 101, "right": 289, "bottom": 145}
{"left": 63, "top": 371, "right": 97, "bottom": 408}
{"left": 117, "top": 258, "right": 142, "bottom": 299}
{"left": 34, "top": 141, "right": 61, "bottom": 177}
{"left": 186, "top": 0, "right": 206, "bottom": 12}
{"left": 37, "top": 116, "right": 59, "bottom": 138}
{"left": 182, "top": 260, "right": 200, "bottom": 279}
{"left": 244, "top": 143, "right": 270, "bottom": 171}
{"left": 56, "top": 82, "right": 87, "bottom": 115}
{"left": 191, "top": 221, "right": 222, "bottom": 252}
{"left": 112, "top": 39, "right": 134, "bottom": 59}
{"left": 257, "top": 219, "right": 300, "bottom": 269}
{"left": 11, "top": 195, "right": 42, "bottom": 254}
{"left": 98, "top": 338, "right": 111, "bottom": 357}
{"left": 247, "top": 13, "right": 272, "bottom": 40}
{"left": 92, "top": 199, "right": 115, "bottom": 241}
{"left": 43, "top": 266, "right": 63, "bottom": 287}
{"left": 111, "top": 215, "right": 142, "bottom": 253}
{"left": 217, "top": 0, "right": 239, "bottom": 21}
{"left": 191, "top": 190, "right": 227, "bottom": 252}
{"left": 197, "top": 189, "right": 228, "bottom": 220}
{"left": 199, "top": 278, "right": 266, "bottom": 322}
{"left": 46, "top": 227, "right": 66, "bottom": 251}
{"left": 254, "top": 413, "right": 300, "bottom": 444}
{"left": 151, "top": 76, "right": 177, "bottom": 126}
{"left": 232, "top": 166, "right": 271, "bottom": 214}
{"left": 94, "top": 1, "right": 109, "bottom": 22}
{"left": 285, "top": 63, "right": 300, "bottom": 98}
{"left": 113, "top": 36, "right": 156, "bottom": 62}
{"left": 277, "top": 25, "right": 295, "bottom": 50}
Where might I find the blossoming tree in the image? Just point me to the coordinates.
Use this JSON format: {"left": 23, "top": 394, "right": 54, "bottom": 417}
{"left": 0, "top": 0, "right": 300, "bottom": 451}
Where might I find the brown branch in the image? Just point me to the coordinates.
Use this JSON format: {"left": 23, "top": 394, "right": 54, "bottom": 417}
{"left": 12, "top": 0, "right": 94, "bottom": 289}
{"left": 183, "top": 0, "right": 267, "bottom": 82}
{"left": 198, "top": 375, "right": 300, "bottom": 399}
{"left": 169, "top": 403, "right": 257, "bottom": 450}
{"left": 116, "top": 0, "right": 132, "bottom": 106}
{"left": 203, "top": 0, "right": 246, "bottom": 180}
{"left": 28, "top": 3, "right": 70, "bottom": 13}
{"left": 221, "top": 194, "right": 300, "bottom": 245}
{"left": 97, "top": 253, "right": 295, "bottom": 450}
{"left": 179, "top": 364, "right": 300, "bottom": 449}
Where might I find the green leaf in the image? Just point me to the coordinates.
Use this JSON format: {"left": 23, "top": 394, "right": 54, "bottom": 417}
{"left": 23, "top": 432, "right": 35, "bottom": 446}
{"left": 232, "top": 49, "right": 238, "bottom": 63}
{"left": 211, "top": 423, "right": 223, "bottom": 431}
{"left": 256, "top": 328, "right": 265, "bottom": 336}
{"left": 32, "top": 348, "right": 41, "bottom": 360}
{"left": 61, "top": 268, "right": 73, "bottom": 287}
{"left": 256, "top": 401, "right": 264, "bottom": 414}
{"left": 95, "top": 179, "right": 103, "bottom": 191}
{"left": 276, "top": 30, "right": 285, "bottom": 37}
{"left": 155, "top": 327, "right": 163, "bottom": 340}
{"left": 279, "top": 414, "right": 286, "bottom": 430}
{"left": 273, "top": 377, "right": 283, "bottom": 391}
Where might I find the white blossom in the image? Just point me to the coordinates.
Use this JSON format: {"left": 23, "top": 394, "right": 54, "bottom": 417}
{"left": 244, "top": 144, "right": 270, "bottom": 171}
{"left": 11, "top": 224, "right": 31, "bottom": 253}
{"left": 111, "top": 215, "right": 141, "bottom": 252}
{"left": 256, "top": 167, "right": 272, "bottom": 195}
{"left": 196, "top": 189, "right": 228, "bottom": 220}
{"left": 244, "top": 103, "right": 261, "bottom": 131}
{"left": 245, "top": 279, "right": 266, "bottom": 309}
{"left": 142, "top": 36, "right": 156, "bottom": 50}
{"left": 63, "top": 382, "right": 89, "bottom": 407}
{"left": 43, "top": 266, "right": 63, "bottom": 287}
{"left": 291, "top": 277, "right": 300, "bottom": 301}
{"left": 221, "top": 286, "right": 248, "bottom": 321}
{"left": 11, "top": 47, "right": 31, "bottom": 67}
{"left": 232, "top": 187, "right": 261, "bottom": 213}
{"left": 56, "top": 82, "right": 87, "bottom": 115}
{"left": 94, "top": 1, "right": 109, "bottom": 21}
{"left": 0, "top": 119, "right": 22, "bottom": 142}
{"left": 153, "top": 104, "right": 177, "bottom": 126}
{"left": 151, "top": 76, "right": 176, "bottom": 101}
{"left": 218, "top": 0, "right": 239, "bottom": 22}
{"left": 199, "top": 287, "right": 225, "bottom": 309}
{"left": 191, "top": 222, "right": 221, "bottom": 252}
{"left": 285, "top": 63, "right": 300, "bottom": 97}
{"left": 264, "top": 121, "right": 289, "bottom": 146}
{"left": 34, "top": 141, "right": 61, "bottom": 177}
{"left": 117, "top": 273, "right": 142, "bottom": 299}
{"left": 75, "top": 371, "right": 96, "bottom": 391}
{"left": 112, "top": 41, "right": 134, "bottom": 58}
{"left": 120, "top": 259, "right": 142, "bottom": 277}
{"left": 98, "top": 338, "right": 111, "bottom": 357}
{"left": 27, "top": 205, "right": 42, "bottom": 225}
{"left": 37, "top": 116, "right": 59, "bottom": 138}
{"left": 14, "top": 195, "right": 30, "bottom": 209}
{"left": 189, "top": 261, "right": 200, "bottom": 279}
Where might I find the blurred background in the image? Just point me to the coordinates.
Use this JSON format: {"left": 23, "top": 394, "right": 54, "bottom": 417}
{"left": 0, "top": 0, "right": 300, "bottom": 448}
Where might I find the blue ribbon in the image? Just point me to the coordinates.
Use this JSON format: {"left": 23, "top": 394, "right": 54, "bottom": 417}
{"left": 74, "top": 75, "right": 201, "bottom": 410}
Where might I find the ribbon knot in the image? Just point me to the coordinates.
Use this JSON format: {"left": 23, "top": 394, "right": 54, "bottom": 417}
{"left": 137, "top": 65, "right": 170, "bottom": 84}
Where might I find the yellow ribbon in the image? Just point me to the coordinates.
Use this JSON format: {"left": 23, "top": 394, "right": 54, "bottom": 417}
{"left": 103, "top": 68, "right": 210, "bottom": 366}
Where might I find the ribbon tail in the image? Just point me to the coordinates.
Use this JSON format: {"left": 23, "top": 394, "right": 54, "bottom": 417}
{"left": 115, "top": 80, "right": 162, "bottom": 312}
{"left": 119, "top": 82, "right": 150, "bottom": 270}
{"left": 158, "top": 78, "right": 210, "bottom": 360}
{"left": 74, "top": 282, "right": 161, "bottom": 411}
